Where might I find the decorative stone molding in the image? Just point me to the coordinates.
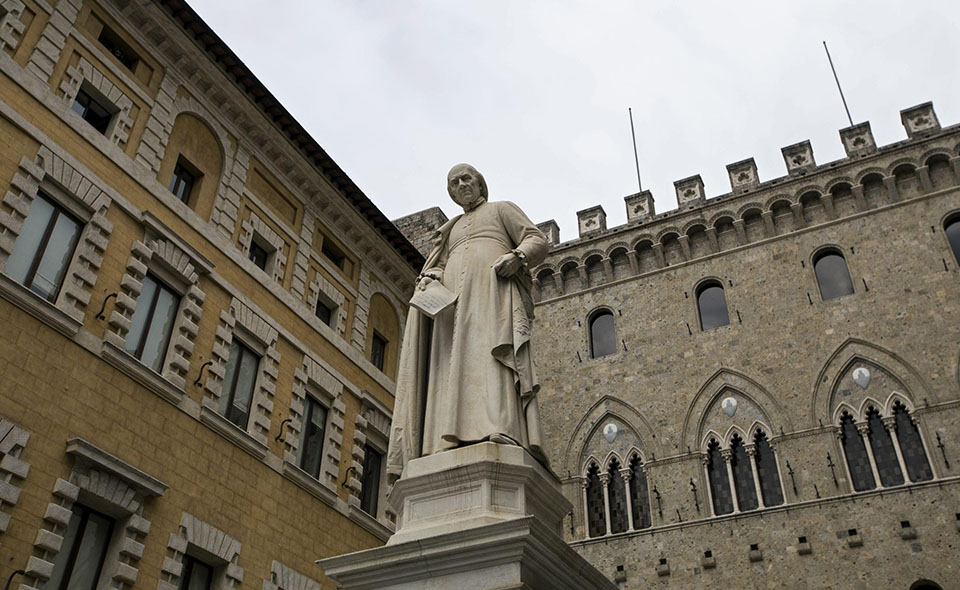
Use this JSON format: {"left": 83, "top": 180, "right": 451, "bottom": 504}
{"left": 782, "top": 140, "right": 816, "bottom": 176}
{"left": 158, "top": 513, "right": 243, "bottom": 590}
{"left": 900, "top": 102, "right": 940, "bottom": 138}
{"left": 26, "top": 439, "right": 164, "bottom": 590}
{"left": 0, "top": 148, "right": 114, "bottom": 325}
{"left": 202, "top": 298, "right": 281, "bottom": 447}
{"left": 238, "top": 210, "right": 287, "bottom": 283}
{"left": 726, "top": 158, "right": 759, "bottom": 193}
{"left": 0, "top": 417, "right": 29, "bottom": 536}
{"left": 674, "top": 174, "right": 706, "bottom": 208}
{"left": 104, "top": 229, "right": 207, "bottom": 393}
{"left": 0, "top": 0, "right": 27, "bottom": 53}
{"left": 577, "top": 205, "right": 607, "bottom": 237}
{"left": 624, "top": 190, "right": 655, "bottom": 223}
{"left": 284, "top": 355, "right": 345, "bottom": 494}
{"left": 839, "top": 122, "right": 877, "bottom": 157}
{"left": 262, "top": 561, "right": 321, "bottom": 590}
{"left": 307, "top": 272, "right": 346, "bottom": 334}
{"left": 59, "top": 57, "right": 135, "bottom": 146}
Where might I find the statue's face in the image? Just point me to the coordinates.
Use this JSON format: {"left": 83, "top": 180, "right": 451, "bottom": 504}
{"left": 448, "top": 165, "right": 485, "bottom": 208}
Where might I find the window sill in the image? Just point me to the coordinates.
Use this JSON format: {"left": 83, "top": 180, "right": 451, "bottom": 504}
{"left": 281, "top": 460, "right": 340, "bottom": 510}
{"left": 199, "top": 406, "right": 268, "bottom": 460}
{"left": 346, "top": 505, "right": 394, "bottom": 543}
{"left": 0, "top": 273, "right": 81, "bottom": 337}
{"left": 101, "top": 342, "right": 184, "bottom": 405}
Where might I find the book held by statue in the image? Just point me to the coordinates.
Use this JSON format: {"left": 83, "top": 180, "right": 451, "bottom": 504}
{"left": 409, "top": 280, "right": 457, "bottom": 318}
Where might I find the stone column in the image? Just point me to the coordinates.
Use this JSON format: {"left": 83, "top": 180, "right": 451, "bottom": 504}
{"left": 883, "top": 175, "right": 900, "bottom": 202}
{"left": 620, "top": 468, "right": 634, "bottom": 532}
{"left": 601, "top": 257, "right": 613, "bottom": 282}
{"left": 626, "top": 250, "right": 639, "bottom": 275}
{"left": 917, "top": 166, "right": 933, "bottom": 193}
{"left": 732, "top": 219, "right": 747, "bottom": 245}
{"left": 851, "top": 184, "right": 867, "bottom": 210}
{"left": 705, "top": 226, "right": 719, "bottom": 253}
{"left": 790, "top": 203, "right": 806, "bottom": 229}
{"left": 721, "top": 449, "right": 739, "bottom": 512}
{"left": 950, "top": 156, "right": 960, "bottom": 182}
{"left": 745, "top": 444, "right": 764, "bottom": 508}
{"left": 599, "top": 472, "right": 612, "bottom": 536}
{"left": 883, "top": 416, "right": 909, "bottom": 482}
{"left": 857, "top": 422, "right": 883, "bottom": 487}
{"left": 822, "top": 193, "right": 837, "bottom": 219}
{"left": 701, "top": 455, "right": 715, "bottom": 515}
{"left": 652, "top": 243, "right": 666, "bottom": 268}
{"left": 762, "top": 211, "right": 776, "bottom": 237}
{"left": 581, "top": 478, "right": 591, "bottom": 538}
{"left": 678, "top": 235, "right": 691, "bottom": 260}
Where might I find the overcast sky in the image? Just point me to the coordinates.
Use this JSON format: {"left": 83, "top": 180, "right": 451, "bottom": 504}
{"left": 188, "top": 0, "right": 960, "bottom": 242}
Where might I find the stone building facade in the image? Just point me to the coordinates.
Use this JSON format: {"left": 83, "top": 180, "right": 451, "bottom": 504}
{"left": 0, "top": 0, "right": 419, "bottom": 588}
{"left": 525, "top": 103, "right": 960, "bottom": 589}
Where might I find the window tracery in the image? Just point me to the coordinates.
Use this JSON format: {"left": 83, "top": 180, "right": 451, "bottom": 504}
{"left": 582, "top": 452, "right": 652, "bottom": 538}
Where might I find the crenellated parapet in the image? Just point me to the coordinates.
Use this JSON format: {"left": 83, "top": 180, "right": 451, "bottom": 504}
{"left": 533, "top": 102, "right": 960, "bottom": 301}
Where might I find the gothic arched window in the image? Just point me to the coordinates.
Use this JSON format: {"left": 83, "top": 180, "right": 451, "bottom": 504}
{"left": 585, "top": 463, "right": 606, "bottom": 538}
{"left": 945, "top": 216, "right": 960, "bottom": 266}
{"left": 730, "top": 435, "right": 758, "bottom": 511}
{"left": 706, "top": 440, "right": 733, "bottom": 515}
{"left": 589, "top": 310, "right": 616, "bottom": 358}
{"left": 753, "top": 431, "right": 784, "bottom": 507}
{"left": 697, "top": 281, "right": 730, "bottom": 331}
{"left": 629, "top": 455, "right": 651, "bottom": 530}
{"left": 607, "top": 459, "right": 629, "bottom": 534}
{"left": 893, "top": 402, "right": 933, "bottom": 482}
{"left": 865, "top": 407, "right": 904, "bottom": 487}
{"left": 814, "top": 250, "right": 854, "bottom": 301}
{"left": 840, "top": 412, "right": 876, "bottom": 492}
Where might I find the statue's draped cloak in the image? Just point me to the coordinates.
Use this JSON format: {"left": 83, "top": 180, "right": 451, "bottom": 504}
{"left": 387, "top": 200, "right": 548, "bottom": 480}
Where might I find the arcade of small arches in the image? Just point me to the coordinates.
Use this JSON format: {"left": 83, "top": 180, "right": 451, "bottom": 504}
{"left": 533, "top": 151, "right": 960, "bottom": 301}
{"left": 582, "top": 451, "right": 652, "bottom": 538}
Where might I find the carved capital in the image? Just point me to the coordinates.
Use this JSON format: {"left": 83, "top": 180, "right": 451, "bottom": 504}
{"left": 744, "top": 444, "right": 758, "bottom": 457}
{"left": 720, "top": 449, "right": 734, "bottom": 462}
{"left": 620, "top": 468, "right": 632, "bottom": 482}
{"left": 856, "top": 422, "right": 871, "bottom": 436}
{"left": 599, "top": 472, "right": 611, "bottom": 487}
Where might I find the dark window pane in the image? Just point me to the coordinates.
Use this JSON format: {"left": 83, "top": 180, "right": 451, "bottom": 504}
{"left": 219, "top": 341, "right": 259, "bottom": 429}
{"left": 47, "top": 505, "right": 114, "bottom": 590}
{"left": 299, "top": 396, "right": 328, "bottom": 478}
{"left": 946, "top": 220, "right": 960, "bottom": 266}
{"left": 814, "top": 252, "right": 854, "bottom": 300}
{"left": 321, "top": 239, "right": 345, "bottom": 269}
{"left": 707, "top": 441, "right": 733, "bottom": 515}
{"left": 126, "top": 275, "right": 158, "bottom": 357}
{"left": 140, "top": 283, "right": 179, "bottom": 372}
{"left": 6, "top": 193, "right": 81, "bottom": 302}
{"left": 6, "top": 193, "right": 55, "bottom": 284}
{"left": 169, "top": 161, "right": 196, "bottom": 205}
{"left": 72, "top": 88, "right": 113, "bottom": 135}
{"left": 97, "top": 26, "right": 139, "bottom": 71}
{"left": 840, "top": 414, "right": 876, "bottom": 491}
{"left": 629, "top": 456, "right": 651, "bottom": 529}
{"left": 866, "top": 408, "right": 904, "bottom": 487}
{"left": 249, "top": 241, "right": 269, "bottom": 270}
{"left": 607, "top": 459, "right": 628, "bottom": 534}
{"left": 370, "top": 332, "right": 387, "bottom": 370}
{"left": 590, "top": 311, "right": 616, "bottom": 358}
{"left": 315, "top": 299, "right": 333, "bottom": 325}
{"left": 585, "top": 463, "right": 606, "bottom": 537}
{"left": 179, "top": 555, "right": 213, "bottom": 590}
{"left": 730, "top": 436, "right": 758, "bottom": 510}
{"left": 754, "top": 431, "right": 784, "bottom": 507}
{"left": 894, "top": 403, "right": 933, "bottom": 482}
{"left": 30, "top": 211, "right": 81, "bottom": 300}
{"left": 697, "top": 284, "right": 729, "bottom": 331}
{"left": 360, "top": 444, "right": 383, "bottom": 516}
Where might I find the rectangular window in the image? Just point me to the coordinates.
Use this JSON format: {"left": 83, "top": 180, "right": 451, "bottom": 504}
{"left": 5, "top": 191, "right": 82, "bottom": 302}
{"left": 97, "top": 25, "right": 140, "bottom": 71}
{"left": 360, "top": 444, "right": 383, "bottom": 516}
{"left": 47, "top": 505, "right": 115, "bottom": 590}
{"left": 71, "top": 87, "right": 114, "bottom": 135}
{"left": 178, "top": 555, "right": 214, "bottom": 590}
{"left": 249, "top": 241, "right": 269, "bottom": 271}
{"left": 218, "top": 340, "right": 260, "bottom": 429}
{"left": 370, "top": 331, "right": 387, "bottom": 371}
{"left": 320, "top": 239, "right": 345, "bottom": 270}
{"left": 169, "top": 158, "right": 199, "bottom": 205}
{"left": 315, "top": 298, "right": 334, "bottom": 326}
{"left": 299, "top": 395, "right": 328, "bottom": 478}
{"left": 124, "top": 273, "right": 180, "bottom": 372}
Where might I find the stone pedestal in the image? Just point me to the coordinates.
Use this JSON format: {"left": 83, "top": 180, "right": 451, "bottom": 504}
{"left": 318, "top": 443, "right": 617, "bottom": 590}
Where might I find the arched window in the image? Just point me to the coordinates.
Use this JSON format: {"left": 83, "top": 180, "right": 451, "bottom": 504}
{"left": 910, "top": 580, "right": 943, "bottom": 590}
{"left": 607, "top": 459, "right": 629, "bottom": 534}
{"left": 839, "top": 412, "right": 876, "bottom": 492}
{"left": 589, "top": 310, "right": 616, "bottom": 358}
{"left": 706, "top": 440, "right": 733, "bottom": 515}
{"left": 865, "top": 407, "right": 904, "bottom": 487}
{"left": 893, "top": 402, "right": 933, "bottom": 482}
{"left": 753, "top": 431, "right": 784, "bottom": 507}
{"left": 730, "top": 435, "right": 758, "bottom": 511}
{"left": 813, "top": 250, "right": 854, "bottom": 300}
{"left": 945, "top": 217, "right": 960, "bottom": 266}
{"left": 697, "top": 282, "right": 729, "bottom": 331}
{"left": 585, "top": 463, "right": 606, "bottom": 538}
{"left": 629, "top": 455, "right": 651, "bottom": 530}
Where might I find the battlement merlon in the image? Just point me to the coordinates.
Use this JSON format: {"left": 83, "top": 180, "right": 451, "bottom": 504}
{"left": 538, "top": 220, "right": 561, "bottom": 245}
{"left": 625, "top": 190, "right": 655, "bottom": 223}
{"left": 576, "top": 205, "right": 607, "bottom": 238}
{"left": 674, "top": 174, "right": 706, "bottom": 209}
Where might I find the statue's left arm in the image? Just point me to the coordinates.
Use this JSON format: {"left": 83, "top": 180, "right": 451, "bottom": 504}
{"left": 498, "top": 201, "right": 548, "bottom": 269}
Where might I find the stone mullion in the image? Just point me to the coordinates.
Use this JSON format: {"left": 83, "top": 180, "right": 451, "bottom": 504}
{"left": 745, "top": 444, "right": 764, "bottom": 509}
{"left": 882, "top": 416, "right": 910, "bottom": 482}
{"left": 768, "top": 439, "right": 788, "bottom": 502}
{"left": 834, "top": 427, "right": 858, "bottom": 493}
{"left": 857, "top": 422, "right": 883, "bottom": 487}
{"left": 620, "top": 468, "right": 635, "bottom": 532}
{"left": 580, "top": 478, "right": 590, "bottom": 538}
{"left": 721, "top": 448, "right": 739, "bottom": 513}
{"left": 599, "top": 472, "right": 611, "bottom": 536}
{"left": 701, "top": 455, "right": 715, "bottom": 516}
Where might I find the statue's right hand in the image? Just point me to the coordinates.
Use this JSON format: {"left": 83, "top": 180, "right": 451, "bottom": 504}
{"left": 418, "top": 276, "right": 435, "bottom": 291}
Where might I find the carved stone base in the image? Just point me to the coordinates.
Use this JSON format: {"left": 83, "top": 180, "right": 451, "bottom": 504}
{"left": 318, "top": 443, "right": 617, "bottom": 590}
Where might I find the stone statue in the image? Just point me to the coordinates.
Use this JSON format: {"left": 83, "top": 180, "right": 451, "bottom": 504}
{"left": 386, "top": 164, "right": 549, "bottom": 480}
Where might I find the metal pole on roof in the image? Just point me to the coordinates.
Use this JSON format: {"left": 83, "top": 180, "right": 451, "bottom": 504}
{"left": 823, "top": 41, "right": 854, "bottom": 127}
{"left": 629, "top": 107, "right": 643, "bottom": 192}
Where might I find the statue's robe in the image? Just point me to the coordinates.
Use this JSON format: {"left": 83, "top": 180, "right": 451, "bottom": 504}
{"left": 387, "top": 200, "right": 548, "bottom": 480}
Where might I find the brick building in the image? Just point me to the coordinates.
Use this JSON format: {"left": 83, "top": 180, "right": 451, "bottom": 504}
{"left": 0, "top": 0, "right": 420, "bottom": 588}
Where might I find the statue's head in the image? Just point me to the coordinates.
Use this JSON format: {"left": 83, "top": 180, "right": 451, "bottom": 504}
{"left": 447, "top": 163, "right": 488, "bottom": 210}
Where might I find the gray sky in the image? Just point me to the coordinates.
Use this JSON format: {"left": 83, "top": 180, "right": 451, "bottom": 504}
{"left": 188, "top": 0, "right": 960, "bottom": 242}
